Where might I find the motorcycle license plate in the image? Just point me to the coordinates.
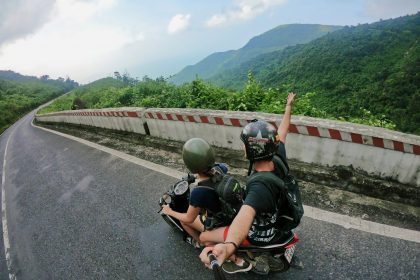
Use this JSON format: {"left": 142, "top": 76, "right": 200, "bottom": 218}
{"left": 284, "top": 245, "right": 295, "bottom": 263}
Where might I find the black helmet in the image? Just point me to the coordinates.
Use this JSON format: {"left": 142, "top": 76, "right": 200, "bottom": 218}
{"left": 182, "top": 138, "right": 215, "bottom": 173}
{"left": 240, "top": 119, "right": 278, "bottom": 161}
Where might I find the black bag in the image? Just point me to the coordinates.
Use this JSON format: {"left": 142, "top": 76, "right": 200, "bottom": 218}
{"left": 197, "top": 166, "right": 246, "bottom": 230}
{"left": 248, "top": 155, "right": 304, "bottom": 232}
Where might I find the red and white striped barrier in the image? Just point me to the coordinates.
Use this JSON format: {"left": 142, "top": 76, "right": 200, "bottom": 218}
{"left": 36, "top": 107, "right": 420, "bottom": 186}
{"left": 144, "top": 110, "right": 420, "bottom": 156}
{"left": 36, "top": 108, "right": 147, "bottom": 134}
{"left": 145, "top": 111, "right": 249, "bottom": 127}
{"left": 40, "top": 110, "right": 141, "bottom": 118}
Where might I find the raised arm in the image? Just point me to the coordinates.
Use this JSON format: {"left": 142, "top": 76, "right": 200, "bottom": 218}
{"left": 277, "top": 92, "right": 296, "bottom": 143}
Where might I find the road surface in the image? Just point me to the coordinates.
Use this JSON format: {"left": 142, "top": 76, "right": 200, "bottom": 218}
{"left": 0, "top": 113, "right": 419, "bottom": 279}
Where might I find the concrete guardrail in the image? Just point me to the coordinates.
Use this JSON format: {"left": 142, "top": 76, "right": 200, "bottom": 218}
{"left": 36, "top": 107, "right": 420, "bottom": 187}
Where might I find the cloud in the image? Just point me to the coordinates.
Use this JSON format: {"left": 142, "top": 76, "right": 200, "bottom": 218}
{"left": 365, "top": 0, "right": 420, "bottom": 19}
{"left": 0, "top": 0, "right": 143, "bottom": 82}
{"left": 0, "top": 0, "right": 119, "bottom": 48}
{"left": 206, "top": 0, "right": 287, "bottom": 27}
{"left": 0, "top": 0, "right": 56, "bottom": 46}
{"left": 0, "top": 24, "right": 137, "bottom": 74}
{"left": 206, "top": 14, "right": 227, "bottom": 27}
{"left": 55, "top": 0, "right": 118, "bottom": 22}
{"left": 167, "top": 14, "right": 191, "bottom": 34}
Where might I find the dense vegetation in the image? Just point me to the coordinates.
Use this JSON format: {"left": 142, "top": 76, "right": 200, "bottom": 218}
{"left": 39, "top": 14, "right": 419, "bottom": 135}
{"left": 209, "top": 13, "right": 420, "bottom": 134}
{"left": 169, "top": 24, "right": 342, "bottom": 85}
{"left": 0, "top": 70, "right": 78, "bottom": 133}
{"left": 39, "top": 77, "right": 126, "bottom": 114}
{"left": 40, "top": 74, "right": 397, "bottom": 131}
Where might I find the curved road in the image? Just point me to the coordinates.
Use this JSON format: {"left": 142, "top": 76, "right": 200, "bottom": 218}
{"left": 0, "top": 113, "right": 419, "bottom": 280}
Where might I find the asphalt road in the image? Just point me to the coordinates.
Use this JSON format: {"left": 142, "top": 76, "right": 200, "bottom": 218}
{"left": 0, "top": 113, "right": 419, "bottom": 280}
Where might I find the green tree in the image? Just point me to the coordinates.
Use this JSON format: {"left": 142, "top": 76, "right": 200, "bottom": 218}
{"left": 71, "top": 97, "right": 85, "bottom": 110}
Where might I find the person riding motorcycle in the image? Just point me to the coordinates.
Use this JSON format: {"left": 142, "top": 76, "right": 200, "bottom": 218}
{"left": 162, "top": 138, "right": 248, "bottom": 256}
{"left": 199, "top": 92, "right": 297, "bottom": 273}
{"left": 161, "top": 137, "right": 219, "bottom": 245}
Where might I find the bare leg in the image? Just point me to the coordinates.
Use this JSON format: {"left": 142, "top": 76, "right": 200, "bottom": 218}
{"left": 199, "top": 226, "right": 226, "bottom": 245}
{"left": 181, "top": 216, "right": 205, "bottom": 242}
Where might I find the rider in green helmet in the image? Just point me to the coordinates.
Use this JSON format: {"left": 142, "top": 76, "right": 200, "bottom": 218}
{"left": 182, "top": 137, "right": 215, "bottom": 174}
{"left": 162, "top": 138, "right": 220, "bottom": 243}
{"left": 163, "top": 138, "right": 253, "bottom": 272}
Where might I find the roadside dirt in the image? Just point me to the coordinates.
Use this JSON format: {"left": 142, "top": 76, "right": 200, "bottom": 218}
{"left": 36, "top": 121, "right": 420, "bottom": 231}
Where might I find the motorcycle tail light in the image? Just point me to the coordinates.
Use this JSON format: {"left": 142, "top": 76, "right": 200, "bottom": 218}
{"left": 284, "top": 233, "right": 299, "bottom": 249}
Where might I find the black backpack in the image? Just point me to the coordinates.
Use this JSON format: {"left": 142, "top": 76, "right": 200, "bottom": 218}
{"left": 248, "top": 155, "right": 304, "bottom": 232}
{"left": 197, "top": 166, "right": 246, "bottom": 230}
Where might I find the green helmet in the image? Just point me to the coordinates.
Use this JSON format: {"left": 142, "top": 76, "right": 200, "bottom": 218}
{"left": 182, "top": 138, "right": 215, "bottom": 173}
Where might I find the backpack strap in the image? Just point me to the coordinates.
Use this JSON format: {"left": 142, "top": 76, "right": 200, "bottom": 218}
{"left": 193, "top": 185, "right": 215, "bottom": 191}
{"left": 194, "top": 181, "right": 236, "bottom": 231}
{"left": 247, "top": 160, "right": 254, "bottom": 176}
{"left": 272, "top": 155, "right": 289, "bottom": 178}
{"left": 192, "top": 183, "right": 219, "bottom": 229}
{"left": 248, "top": 172, "right": 295, "bottom": 223}
{"left": 248, "top": 171, "right": 286, "bottom": 197}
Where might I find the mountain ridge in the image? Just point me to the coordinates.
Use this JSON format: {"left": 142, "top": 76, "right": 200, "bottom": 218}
{"left": 209, "top": 13, "right": 420, "bottom": 134}
{"left": 169, "top": 23, "right": 342, "bottom": 85}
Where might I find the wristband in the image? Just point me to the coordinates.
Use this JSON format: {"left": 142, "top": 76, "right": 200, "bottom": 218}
{"left": 223, "top": 241, "right": 238, "bottom": 251}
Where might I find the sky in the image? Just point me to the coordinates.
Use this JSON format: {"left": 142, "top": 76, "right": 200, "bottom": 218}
{"left": 0, "top": 0, "right": 419, "bottom": 84}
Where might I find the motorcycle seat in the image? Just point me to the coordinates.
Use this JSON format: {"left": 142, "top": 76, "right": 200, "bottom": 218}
{"left": 238, "top": 231, "right": 296, "bottom": 251}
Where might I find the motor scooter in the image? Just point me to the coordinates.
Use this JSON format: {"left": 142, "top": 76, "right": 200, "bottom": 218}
{"left": 158, "top": 172, "right": 300, "bottom": 275}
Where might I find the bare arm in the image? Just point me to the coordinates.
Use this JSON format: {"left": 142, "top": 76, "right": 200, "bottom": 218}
{"left": 224, "top": 205, "right": 255, "bottom": 248}
{"left": 199, "top": 205, "right": 256, "bottom": 265}
{"left": 162, "top": 204, "right": 200, "bottom": 224}
{"left": 277, "top": 92, "right": 296, "bottom": 143}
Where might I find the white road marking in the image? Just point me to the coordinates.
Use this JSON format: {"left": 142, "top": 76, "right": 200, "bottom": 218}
{"left": 0, "top": 100, "right": 73, "bottom": 280}
{"left": 1, "top": 130, "right": 17, "bottom": 280}
{"left": 31, "top": 120, "right": 420, "bottom": 244}
{"left": 304, "top": 205, "right": 420, "bottom": 243}
{"left": 31, "top": 120, "right": 183, "bottom": 179}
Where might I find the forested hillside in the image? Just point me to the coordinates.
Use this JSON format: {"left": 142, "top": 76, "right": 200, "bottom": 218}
{"left": 39, "top": 14, "right": 420, "bottom": 135}
{"left": 0, "top": 70, "right": 78, "bottom": 133}
{"left": 210, "top": 13, "right": 420, "bottom": 134}
{"left": 40, "top": 74, "right": 398, "bottom": 132}
{"left": 169, "top": 24, "right": 341, "bottom": 85}
{"left": 39, "top": 77, "right": 126, "bottom": 114}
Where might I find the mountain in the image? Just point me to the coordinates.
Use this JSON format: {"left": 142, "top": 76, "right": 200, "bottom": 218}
{"left": 0, "top": 70, "right": 38, "bottom": 82}
{"left": 0, "top": 70, "right": 78, "bottom": 133}
{"left": 209, "top": 13, "right": 420, "bottom": 134}
{"left": 169, "top": 24, "right": 342, "bottom": 85}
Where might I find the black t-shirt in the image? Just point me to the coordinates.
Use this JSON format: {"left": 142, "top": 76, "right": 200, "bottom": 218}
{"left": 189, "top": 179, "right": 222, "bottom": 229}
{"left": 243, "top": 141, "right": 289, "bottom": 245}
{"left": 189, "top": 179, "right": 221, "bottom": 213}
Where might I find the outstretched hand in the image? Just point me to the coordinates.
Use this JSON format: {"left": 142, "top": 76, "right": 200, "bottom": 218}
{"left": 199, "top": 244, "right": 229, "bottom": 268}
{"left": 286, "top": 92, "right": 296, "bottom": 106}
{"left": 161, "top": 204, "right": 172, "bottom": 215}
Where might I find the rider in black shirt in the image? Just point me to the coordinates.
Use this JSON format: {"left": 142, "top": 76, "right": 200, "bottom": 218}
{"left": 200, "top": 92, "right": 297, "bottom": 270}
{"left": 161, "top": 138, "right": 225, "bottom": 244}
